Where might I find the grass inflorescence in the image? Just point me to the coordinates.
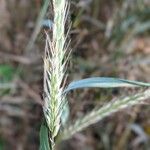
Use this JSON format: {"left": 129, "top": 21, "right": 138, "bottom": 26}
{"left": 43, "top": 0, "right": 69, "bottom": 149}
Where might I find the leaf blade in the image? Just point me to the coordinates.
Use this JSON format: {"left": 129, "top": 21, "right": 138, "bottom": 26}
{"left": 40, "top": 124, "right": 50, "bottom": 150}
{"left": 64, "top": 77, "right": 150, "bottom": 93}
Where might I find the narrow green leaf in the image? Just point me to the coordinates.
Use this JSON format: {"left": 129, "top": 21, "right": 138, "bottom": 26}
{"left": 64, "top": 77, "right": 150, "bottom": 93}
{"left": 40, "top": 124, "right": 50, "bottom": 150}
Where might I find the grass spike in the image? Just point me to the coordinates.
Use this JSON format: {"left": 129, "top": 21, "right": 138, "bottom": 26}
{"left": 61, "top": 89, "right": 150, "bottom": 140}
{"left": 43, "top": 0, "right": 69, "bottom": 149}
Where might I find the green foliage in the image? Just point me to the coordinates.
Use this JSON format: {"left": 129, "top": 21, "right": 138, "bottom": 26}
{"left": 0, "top": 65, "right": 16, "bottom": 96}
{"left": 40, "top": 124, "right": 50, "bottom": 150}
{"left": 0, "top": 138, "right": 5, "bottom": 150}
{"left": 0, "top": 65, "right": 15, "bottom": 82}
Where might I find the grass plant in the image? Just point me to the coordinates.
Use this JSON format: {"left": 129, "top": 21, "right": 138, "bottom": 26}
{"left": 40, "top": 0, "right": 150, "bottom": 149}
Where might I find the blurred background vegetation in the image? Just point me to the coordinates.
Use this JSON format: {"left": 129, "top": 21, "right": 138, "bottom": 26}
{"left": 0, "top": 0, "right": 150, "bottom": 149}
